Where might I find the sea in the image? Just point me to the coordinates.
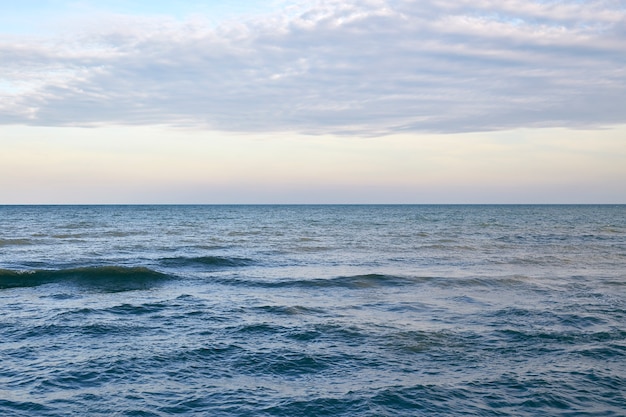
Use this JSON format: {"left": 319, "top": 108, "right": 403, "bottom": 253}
{"left": 0, "top": 205, "right": 624, "bottom": 416}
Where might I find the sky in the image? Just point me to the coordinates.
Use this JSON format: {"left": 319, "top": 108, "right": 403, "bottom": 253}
{"left": 1, "top": 0, "right": 625, "bottom": 204}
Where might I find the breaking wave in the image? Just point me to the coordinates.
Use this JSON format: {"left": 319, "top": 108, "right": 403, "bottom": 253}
{"left": 0, "top": 266, "right": 171, "bottom": 292}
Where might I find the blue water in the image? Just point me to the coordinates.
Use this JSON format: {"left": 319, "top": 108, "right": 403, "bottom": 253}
{"left": 1, "top": 205, "right": 624, "bottom": 416}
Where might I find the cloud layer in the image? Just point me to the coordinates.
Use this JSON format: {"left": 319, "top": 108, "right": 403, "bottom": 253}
{"left": 1, "top": 0, "right": 625, "bottom": 134}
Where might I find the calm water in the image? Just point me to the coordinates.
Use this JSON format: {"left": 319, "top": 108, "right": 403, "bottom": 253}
{"left": 1, "top": 205, "right": 625, "bottom": 416}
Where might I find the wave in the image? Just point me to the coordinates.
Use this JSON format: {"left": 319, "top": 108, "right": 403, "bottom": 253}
{"left": 51, "top": 234, "right": 88, "bottom": 239}
{"left": 0, "top": 238, "right": 32, "bottom": 247}
{"left": 288, "top": 274, "right": 418, "bottom": 289}
{"left": 159, "top": 256, "right": 254, "bottom": 269}
{"left": 215, "top": 274, "right": 426, "bottom": 289}
{"left": 0, "top": 266, "right": 171, "bottom": 292}
{"left": 255, "top": 305, "right": 327, "bottom": 316}
{"left": 208, "top": 274, "right": 542, "bottom": 291}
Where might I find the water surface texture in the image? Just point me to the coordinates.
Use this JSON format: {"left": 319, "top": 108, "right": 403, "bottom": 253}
{"left": 1, "top": 205, "right": 625, "bottom": 416}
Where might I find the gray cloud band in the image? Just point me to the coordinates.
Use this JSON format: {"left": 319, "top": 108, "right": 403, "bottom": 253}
{"left": 1, "top": 0, "right": 625, "bottom": 135}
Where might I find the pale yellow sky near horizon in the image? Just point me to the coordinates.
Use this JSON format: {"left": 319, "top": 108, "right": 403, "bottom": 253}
{"left": 1, "top": 124, "right": 624, "bottom": 204}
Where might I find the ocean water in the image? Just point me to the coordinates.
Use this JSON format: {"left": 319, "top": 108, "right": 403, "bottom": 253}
{"left": 0, "top": 204, "right": 624, "bottom": 416}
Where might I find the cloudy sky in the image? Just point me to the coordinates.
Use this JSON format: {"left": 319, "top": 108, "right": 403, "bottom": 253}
{"left": 1, "top": 0, "right": 625, "bottom": 203}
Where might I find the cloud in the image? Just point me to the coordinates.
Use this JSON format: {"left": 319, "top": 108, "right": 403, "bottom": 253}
{"left": 1, "top": 0, "right": 625, "bottom": 134}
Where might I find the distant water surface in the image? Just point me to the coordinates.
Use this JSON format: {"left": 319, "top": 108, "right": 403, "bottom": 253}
{"left": 0, "top": 205, "right": 624, "bottom": 416}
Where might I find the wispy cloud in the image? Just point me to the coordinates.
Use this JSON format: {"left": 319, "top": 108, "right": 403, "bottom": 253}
{"left": 1, "top": 0, "right": 625, "bottom": 134}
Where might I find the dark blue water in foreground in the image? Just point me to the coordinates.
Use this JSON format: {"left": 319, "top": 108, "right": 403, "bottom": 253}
{"left": 1, "top": 205, "right": 625, "bottom": 416}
